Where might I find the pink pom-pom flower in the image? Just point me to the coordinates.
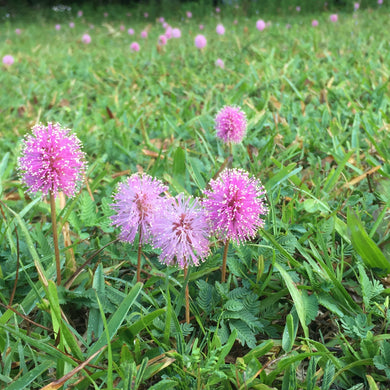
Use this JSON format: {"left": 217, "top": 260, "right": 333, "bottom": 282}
{"left": 215, "top": 105, "right": 247, "bottom": 144}
{"left": 256, "top": 19, "right": 266, "bottom": 31}
{"left": 130, "top": 42, "right": 140, "bottom": 52}
{"left": 3, "top": 55, "right": 14, "bottom": 66}
{"left": 194, "top": 34, "right": 207, "bottom": 49}
{"left": 312, "top": 19, "right": 319, "bottom": 27}
{"left": 203, "top": 169, "right": 268, "bottom": 245}
{"left": 152, "top": 194, "right": 210, "bottom": 268}
{"left": 82, "top": 33, "right": 91, "bottom": 44}
{"left": 172, "top": 28, "right": 181, "bottom": 38}
{"left": 216, "top": 24, "right": 225, "bottom": 35}
{"left": 111, "top": 173, "right": 168, "bottom": 244}
{"left": 18, "top": 123, "right": 86, "bottom": 198}
{"left": 215, "top": 58, "right": 225, "bottom": 69}
{"left": 330, "top": 14, "right": 338, "bottom": 22}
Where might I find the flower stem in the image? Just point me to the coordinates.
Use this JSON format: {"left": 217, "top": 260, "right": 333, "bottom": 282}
{"left": 184, "top": 264, "right": 190, "bottom": 324}
{"left": 50, "top": 191, "right": 61, "bottom": 286}
{"left": 221, "top": 240, "right": 229, "bottom": 283}
{"left": 137, "top": 229, "right": 142, "bottom": 283}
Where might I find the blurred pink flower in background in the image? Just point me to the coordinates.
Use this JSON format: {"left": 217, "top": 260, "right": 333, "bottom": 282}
{"left": 378, "top": 0, "right": 383, "bottom": 4}
{"left": 199, "top": 24, "right": 204, "bottom": 30}
{"left": 256, "top": 19, "right": 266, "bottom": 31}
{"left": 144, "top": 12, "right": 149, "bottom": 18}
{"left": 159, "top": 17, "right": 165, "bottom": 23}
{"left": 354, "top": 2, "right": 360, "bottom": 9}
{"left": 163, "top": 22, "right": 168, "bottom": 28}
{"left": 233, "top": 19, "right": 238, "bottom": 25}
{"left": 69, "top": 22, "right": 75, "bottom": 28}
{"left": 55, "top": 24, "right": 61, "bottom": 30}
{"left": 330, "top": 14, "right": 338, "bottom": 22}
{"left": 215, "top": 58, "right": 224, "bottom": 68}
{"left": 165, "top": 26, "right": 173, "bottom": 39}
{"left": 141, "top": 30, "right": 148, "bottom": 38}
{"left": 216, "top": 7, "right": 220, "bottom": 13}
{"left": 186, "top": 11, "right": 192, "bottom": 18}
{"left": 130, "top": 42, "right": 140, "bottom": 52}
{"left": 77, "top": 10, "right": 83, "bottom": 17}
{"left": 216, "top": 24, "right": 225, "bottom": 35}
{"left": 296, "top": 6, "right": 301, "bottom": 11}
{"left": 172, "top": 28, "right": 181, "bottom": 38}
{"left": 3, "top": 55, "right": 14, "bottom": 66}
{"left": 312, "top": 19, "right": 319, "bottom": 27}
{"left": 158, "top": 35, "right": 167, "bottom": 45}
{"left": 194, "top": 34, "right": 207, "bottom": 49}
{"left": 82, "top": 33, "right": 91, "bottom": 44}
{"left": 120, "top": 25, "right": 125, "bottom": 31}
{"left": 128, "top": 28, "right": 134, "bottom": 35}
{"left": 15, "top": 28, "right": 21, "bottom": 34}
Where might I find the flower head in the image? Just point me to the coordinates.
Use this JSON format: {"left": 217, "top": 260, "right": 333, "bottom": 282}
{"left": 77, "top": 10, "right": 83, "bottom": 17}
{"left": 216, "top": 24, "right": 225, "bottom": 35}
{"left": 215, "top": 58, "right": 225, "bottom": 69}
{"left": 82, "top": 33, "right": 91, "bottom": 44}
{"left": 15, "top": 28, "right": 21, "bottom": 35}
{"left": 330, "top": 14, "right": 338, "bottom": 22}
{"left": 256, "top": 19, "right": 266, "bottom": 31}
{"left": 172, "top": 28, "right": 181, "bottom": 38}
{"left": 130, "top": 42, "right": 140, "bottom": 52}
{"left": 111, "top": 173, "right": 168, "bottom": 244}
{"left": 186, "top": 11, "right": 192, "bottom": 18}
{"left": 194, "top": 34, "right": 207, "bottom": 49}
{"left": 153, "top": 194, "right": 210, "bottom": 268}
{"left": 141, "top": 30, "right": 148, "bottom": 38}
{"left": 3, "top": 55, "right": 14, "bottom": 66}
{"left": 69, "top": 21, "right": 75, "bottom": 28}
{"left": 55, "top": 24, "right": 61, "bottom": 30}
{"left": 312, "top": 19, "right": 319, "bottom": 27}
{"left": 158, "top": 34, "right": 167, "bottom": 45}
{"left": 203, "top": 169, "right": 268, "bottom": 245}
{"left": 18, "top": 123, "right": 86, "bottom": 198}
{"left": 128, "top": 28, "right": 134, "bottom": 35}
{"left": 215, "top": 105, "right": 247, "bottom": 144}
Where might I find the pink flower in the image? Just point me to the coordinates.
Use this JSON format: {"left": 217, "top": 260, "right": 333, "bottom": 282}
{"left": 18, "top": 123, "right": 86, "bottom": 198}
{"left": 130, "top": 42, "right": 140, "bottom": 52}
{"left": 354, "top": 2, "right": 360, "bottom": 9}
{"left": 163, "top": 22, "right": 168, "bottom": 28}
{"left": 378, "top": 0, "right": 383, "bottom": 4}
{"left": 233, "top": 19, "right": 238, "bottom": 25}
{"left": 194, "top": 34, "right": 207, "bottom": 49}
{"left": 159, "top": 34, "right": 167, "bottom": 45}
{"left": 216, "top": 24, "right": 225, "bottom": 35}
{"left": 199, "top": 24, "right": 204, "bottom": 30}
{"left": 312, "top": 19, "right": 319, "bottom": 27}
{"left": 3, "top": 55, "right": 14, "bottom": 66}
{"left": 55, "top": 24, "right": 61, "bottom": 30}
{"left": 152, "top": 194, "right": 210, "bottom": 268}
{"left": 77, "top": 10, "right": 83, "bottom": 17}
{"left": 111, "top": 173, "right": 168, "bottom": 244}
{"left": 141, "top": 30, "right": 148, "bottom": 38}
{"left": 165, "top": 26, "right": 173, "bottom": 39}
{"left": 82, "top": 33, "right": 91, "bottom": 44}
{"left": 330, "top": 14, "right": 338, "bottom": 22}
{"left": 159, "top": 17, "right": 165, "bottom": 23}
{"left": 172, "top": 28, "right": 181, "bottom": 38}
{"left": 120, "top": 24, "right": 125, "bottom": 31}
{"left": 215, "top": 58, "right": 224, "bottom": 69}
{"left": 69, "top": 22, "right": 75, "bottom": 28}
{"left": 203, "top": 169, "right": 268, "bottom": 245}
{"left": 15, "top": 28, "right": 21, "bottom": 35}
{"left": 144, "top": 12, "right": 149, "bottom": 18}
{"left": 128, "top": 28, "right": 135, "bottom": 35}
{"left": 296, "top": 6, "right": 301, "bottom": 11}
{"left": 256, "top": 19, "right": 266, "bottom": 31}
{"left": 216, "top": 7, "right": 221, "bottom": 13}
{"left": 186, "top": 11, "right": 192, "bottom": 18}
{"left": 215, "top": 105, "right": 247, "bottom": 144}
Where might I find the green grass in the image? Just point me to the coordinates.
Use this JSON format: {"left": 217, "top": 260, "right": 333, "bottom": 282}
{"left": 1, "top": 2, "right": 390, "bottom": 389}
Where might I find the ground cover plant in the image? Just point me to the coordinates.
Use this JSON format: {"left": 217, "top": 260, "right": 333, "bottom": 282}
{"left": 1, "top": 0, "right": 390, "bottom": 388}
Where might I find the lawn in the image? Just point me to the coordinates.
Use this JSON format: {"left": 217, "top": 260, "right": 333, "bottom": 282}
{"left": 1, "top": 1, "right": 390, "bottom": 389}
